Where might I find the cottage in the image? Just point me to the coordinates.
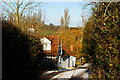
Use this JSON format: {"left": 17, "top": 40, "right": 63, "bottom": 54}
{"left": 57, "top": 40, "right": 76, "bottom": 68}
{"left": 40, "top": 36, "right": 76, "bottom": 68}
{"left": 40, "top": 37, "right": 51, "bottom": 51}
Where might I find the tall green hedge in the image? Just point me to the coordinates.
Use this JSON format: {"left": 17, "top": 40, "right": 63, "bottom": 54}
{"left": 82, "top": 2, "right": 120, "bottom": 78}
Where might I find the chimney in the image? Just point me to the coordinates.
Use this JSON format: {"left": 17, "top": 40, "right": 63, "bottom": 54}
{"left": 70, "top": 45, "right": 73, "bottom": 52}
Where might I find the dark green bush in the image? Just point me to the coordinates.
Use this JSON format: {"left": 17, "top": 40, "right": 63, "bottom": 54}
{"left": 2, "top": 21, "right": 58, "bottom": 79}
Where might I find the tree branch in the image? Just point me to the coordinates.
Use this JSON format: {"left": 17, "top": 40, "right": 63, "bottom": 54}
{"left": 103, "top": 2, "right": 112, "bottom": 20}
{"left": 3, "top": 2, "right": 15, "bottom": 13}
{"left": 20, "top": 2, "right": 34, "bottom": 16}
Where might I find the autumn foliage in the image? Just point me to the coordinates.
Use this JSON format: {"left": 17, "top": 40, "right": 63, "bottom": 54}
{"left": 60, "top": 28, "right": 83, "bottom": 59}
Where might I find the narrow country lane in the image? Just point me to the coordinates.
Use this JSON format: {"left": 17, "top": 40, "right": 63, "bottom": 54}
{"left": 39, "top": 63, "right": 91, "bottom": 80}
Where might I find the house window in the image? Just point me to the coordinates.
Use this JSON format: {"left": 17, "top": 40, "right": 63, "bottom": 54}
{"left": 43, "top": 43, "right": 51, "bottom": 50}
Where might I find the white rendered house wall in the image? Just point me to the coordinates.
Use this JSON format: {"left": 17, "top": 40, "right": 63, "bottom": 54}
{"left": 72, "top": 56, "right": 76, "bottom": 67}
{"left": 40, "top": 37, "right": 51, "bottom": 50}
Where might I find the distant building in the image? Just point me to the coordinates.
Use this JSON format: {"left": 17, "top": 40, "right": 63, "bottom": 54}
{"left": 57, "top": 39, "right": 76, "bottom": 67}
{"left": 40, "top": 36, "right": 76, "bottom": 68}
{"left": 28, "top": 28, "right": 35, "bottom": 33}
{"left": 28, "top": 25, "right": 35, "bottom": 33}
{"left": 40, "top": 36, "right": 60, "bottom": 61}
{"left": 40, "top": 37, "right": 51, "bottom": 51}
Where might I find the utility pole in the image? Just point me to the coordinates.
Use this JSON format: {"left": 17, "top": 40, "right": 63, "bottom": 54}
{"left": 58, "top": 37, "right": 62, "bottom": 63}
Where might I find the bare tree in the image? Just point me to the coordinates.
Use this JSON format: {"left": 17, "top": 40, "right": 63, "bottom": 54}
{"left": 2, "top": 0, "right": 42, "bottom": 26}
{"left": 60, "top": 8, "right": 70, "bottom": 27}
{"left": 60, "top": 17, "right": 64, "bottom": 26}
